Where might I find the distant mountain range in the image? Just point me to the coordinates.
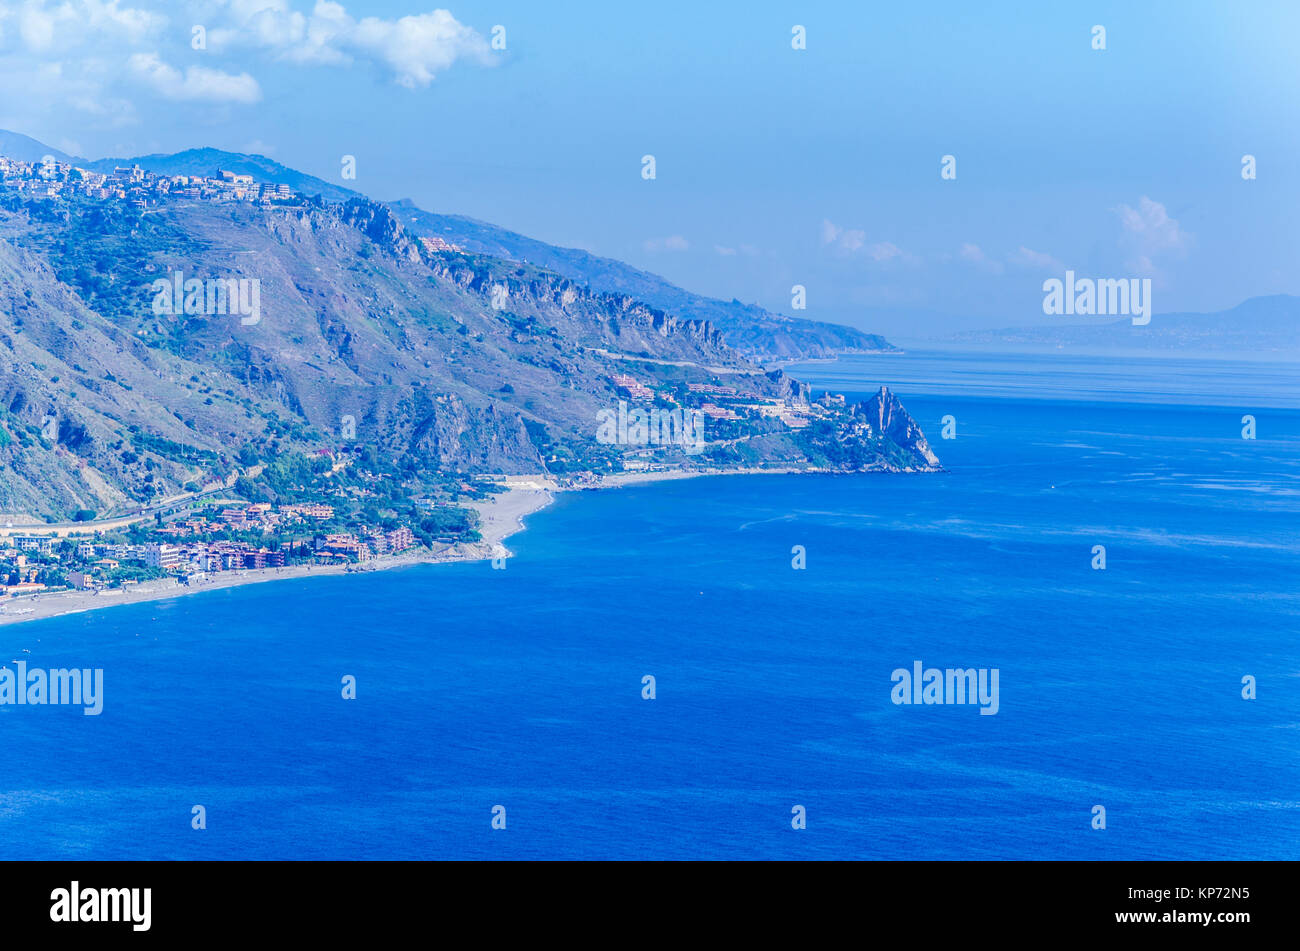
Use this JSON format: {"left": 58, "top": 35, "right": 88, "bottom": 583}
{"left": 41, "top": 137, "right": 892, "bottom": 364}
{"left": 947, "top": 295, "right": 1299, "bottom": 357}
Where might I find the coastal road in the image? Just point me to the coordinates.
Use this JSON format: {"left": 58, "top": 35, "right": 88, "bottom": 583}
{"left": 0, "top": 466, "right": 263, "bottom": 539}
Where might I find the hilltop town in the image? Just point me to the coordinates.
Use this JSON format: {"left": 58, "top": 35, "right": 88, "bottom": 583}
{"left": 0, "top": 157, "right": 468, "bottom": 264}
{"left": 0, "top": 155, "right": 299, "bottom": 208}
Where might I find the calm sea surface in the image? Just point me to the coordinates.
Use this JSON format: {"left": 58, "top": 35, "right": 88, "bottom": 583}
{"left": 2, "top": 350, "right": 1297, "bottom": 858}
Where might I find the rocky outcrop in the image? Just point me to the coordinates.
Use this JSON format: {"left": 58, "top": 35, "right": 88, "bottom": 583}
{"left": 766, "top": 368, "right": 812, "bottom": 405}
{"left": 851, "top": 386, "right": 940, "bottom": 469}
{"left": 338, "top": 199, "right": 422, "bottom": 264}
{"left": 406, "top": 392, "right": 544, "bottom": 473}
{"left": 424, "top": 255, "right": 735, "bottom": 362}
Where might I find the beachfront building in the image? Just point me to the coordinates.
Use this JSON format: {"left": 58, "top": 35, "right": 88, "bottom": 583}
{"left": 13, "top": 535, "right": 56, "bottom": 555}
{"left": 314, "top": 533, "right": 372, "bottom": 562}
{"left": 68, "top": 571, "right": 103, "bottom": 591}
{"left": 2, "top": 581, "right": 47, "bottom": 596}
{"left": 362, "top": 526, "right": 417, "bottom": 556}
{"left": 145, "top": 543, "right": 182, "bottom": 570}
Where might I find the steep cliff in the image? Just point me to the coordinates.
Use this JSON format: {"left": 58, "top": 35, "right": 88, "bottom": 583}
{"left": 794, "top": 386, "right": 942, "bottom": 472}
{"left": 855, "top": 386, "right": 941, "bottom": 468}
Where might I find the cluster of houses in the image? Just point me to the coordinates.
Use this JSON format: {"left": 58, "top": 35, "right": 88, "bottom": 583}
{"left": 0, "top": 155, "right": 299, "bottom": 209}
{"left": 313, "top": 527, "right": 417, "bottom": 564}
{"left": 152, "top": 502, "right": 334, "bottom": 539}
{"left": 0, "top": 497, "right": 420, "bottom": 598}
{"left": 417, "top": 236, "right": 465, "bottom": 255}
{"left": 0, "top": 549, "right": 49, "bottom": 597}
{"left": 68, "top": 539, "right": 288, "bottom": 590}
{"left": 60, "top": 524, "right": 417, "bottom": 589}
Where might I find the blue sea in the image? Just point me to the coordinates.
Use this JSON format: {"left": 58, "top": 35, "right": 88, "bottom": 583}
{"left": 2, "top": 350, "right": 1298, "bottom": 859}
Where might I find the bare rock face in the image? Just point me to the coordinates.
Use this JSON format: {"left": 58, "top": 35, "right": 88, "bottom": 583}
{"left": 766, "top": 369, "right": 812, "bottom": 405}
{"left": 854, "top": 386, "right": 941, "bottom": 468}
{"left": 405, "top": 392, "right": 545, "bottom": 473}
{"left": 339, "top": 199, "right": 422, "bottom": 264}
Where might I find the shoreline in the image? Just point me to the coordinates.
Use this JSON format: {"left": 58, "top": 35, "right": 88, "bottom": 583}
{"left": 0, "top": 466, "right": 895, "bottom": 629}
{"left": 0, "top": 486, "right": 557, "bottom": 630}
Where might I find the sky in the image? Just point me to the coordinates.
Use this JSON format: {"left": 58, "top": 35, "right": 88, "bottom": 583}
{"left": 1, "top": 0, "right": 1297, "bottom": 337}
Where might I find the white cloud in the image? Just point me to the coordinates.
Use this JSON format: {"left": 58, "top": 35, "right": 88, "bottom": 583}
{"left": 208, "top": 1, "right": 496, "bottom": 87}
{"left": 0, "top": 0, "right": 166, "bottom": 128}
{"left": 0, "top": 0, "right": 496, "bottom": 136}
{"left": 18, "top": 7, "right": 56, "bottom": 50}
{"left": 821, "top": 218, "right": 865, "bottom": 252}
{"left": 129, "top": 52, "right": 261, "bottom": 102}
{"left": 0, "top": 57, "right": 135, "bottom": 130}
{"left": 1115, "top": 196, "right": 1189, "bottom": 274}
{"left": 821, "top": 218, "right": 912, "bottom": 264}
{"left": 958, "top": 242, "right": 1004, "bottom": 274}
{"left": 1, "top": 0, "right": 163, "bottom": 51}
{"left": 644, "top": 235, "right": 689, "bottom": 253}
{"left": 1009, "top": 245, "right": 1063, "bottom": 271}
{"left": 714, "top": 243, "right": 760, "bottom": 257}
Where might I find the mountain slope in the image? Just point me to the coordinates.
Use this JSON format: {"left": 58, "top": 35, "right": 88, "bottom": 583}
{"left": 0, "top": 225, "right": 266, "bottom": 519}
{"left": 57, "top": 138, "right": 894, "bottom": 363}
{"left": 0, "top": 143, "right": 940, "bottom": 520}
{"left": 388, "top": 199, "right": 896, "bottom": 363}
{"left": 0, "top": 131, "right": 81, "bottom": 165}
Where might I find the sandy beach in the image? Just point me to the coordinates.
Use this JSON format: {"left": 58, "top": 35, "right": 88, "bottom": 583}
{"left": 591, "top": 466, "right": 814, "bottom": 488}
{"left": 0, "top": 470, "right": 817, "bottom": 628}
{"left": 0, "top": 484, "right": 556, "bottom": 628}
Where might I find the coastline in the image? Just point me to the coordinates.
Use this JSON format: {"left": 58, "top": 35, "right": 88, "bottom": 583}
{"left": 0, "top": 486, "right": 556, "bottom": 629}
{"left": 0, "top": 467, "right": 848, "bottom": 629}
{"left": 587, "top": 465, "right": 815, "bottom": 489}
{"left": 764, "top": 347, "right": 903, "bottom": 371}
